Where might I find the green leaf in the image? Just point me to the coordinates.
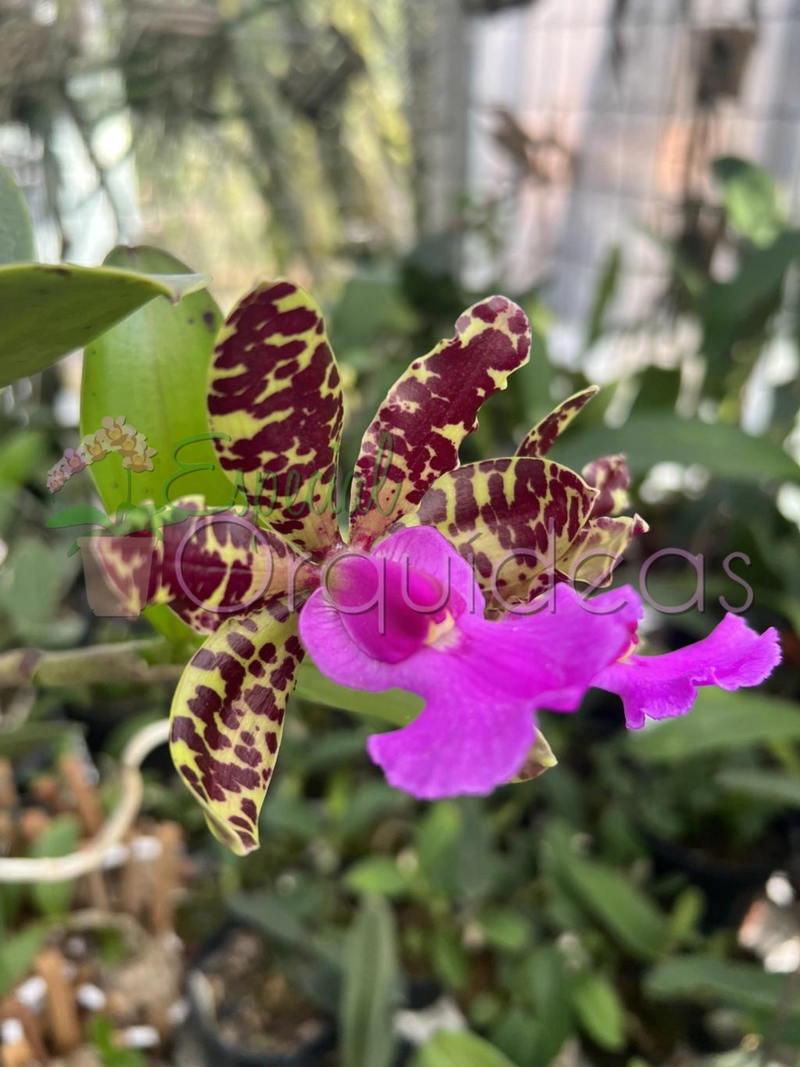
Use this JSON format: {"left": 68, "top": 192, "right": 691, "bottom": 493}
{"left": 431, "top": 927, "right": 469, "bottom": 990}
{"left": 551, "top": 412, "right": 800, "bottom": 485}
{"left": 667, "top": 886, "right": 704, "bottom": 947}
{"left": 81, "top": 246, "right": 231, "bottom": 513}
{"left": 295, "top": 662, "right": 422, "bottom": 727}
{"left": 478, "top": 908, "right": 532, "bottom": 953}
{"left": 144, "top": 604, "right": 203, "bottom": 650}
{"left": 585, "top": 246, "right": 621, "bottom": 349}
{"left": 0, "top": 261, "right": 208, "bottom": 387}
{"left": 716, "top": 768, "right": 800, "bottom": 807}
{"left": 413, "top": 1031, "right": 516, "bottom": 1067}
{"left": 0, "top": 923, "right": 48, "bottom": 997}
{"left": 553, "top": 844, "right": 668, "bottom": 961}
{"left": 571, "top": 971, "right": 626, "bottom": 1052}
{"left": 341, "top": 895, "right": 400, "bottom": 1067}
{"left": 29, "top": 815, "right": 81, "bottom": 916}
{"left": 713, "top": 156, "right": 785, "bottom": 247}
{"left": 228, "top": 891, "right": 309, "bottom": 950}
{"left": 345, "top": 856, "right": 410, "bottom": 898}
{"left": 628, "top": 689, "right": 800, "bottom": 763}
{"left": 88, "top": 1015, "right": 147, "bottom": 1067}
{"left": 414, "top": 802, "right": 463, "bottom": 890}
{"left": 0, "top": 539, "right": 69, "bottom": 638}
{"left": 524, "top": 945, "right": 574, "bottom": 1065}
{"left": 490, "top": 1007, "right": 541, "bottom": 1067}
{"left": 0, "top": 164, "right": 35, "bottom": 264}
{"left": 0, "top": 721, "right": 81, "bottom": 759}
{"left": 46, "top": 505, "right": 114, "bottom": 531}
{"left": 0, "top": 429, "right": 47, "bottom": 487}
{"left": 645, "top": 955, "right": 795, "bottom": 1015}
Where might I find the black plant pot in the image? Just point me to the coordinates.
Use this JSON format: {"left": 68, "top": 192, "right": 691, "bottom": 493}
{"left": 186, "top": 925, "right": 336, "bottom": 1067}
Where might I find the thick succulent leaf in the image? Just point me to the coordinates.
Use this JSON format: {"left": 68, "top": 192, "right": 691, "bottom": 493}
{"left": 400, "top": 457, "right": 597, "bottom": 604}
{"left": 169, "top": 601, "right": 303, "bottom": 855}
{"left": 349, "top": 295, "right": 531, "bottom": 548}
{"left": 516, "top": 386, "right": 599, "bottom": 458}
{"left": 208, "top": 280, "right": 343, "bottom": 555}
{"left": 582, "top": 454, "right": 631, "bottom": 518}
{"left": 88, "top": 499, "right": 305, "bottom": 633}
{"left": 0, "top": 261, "right": 209, "bottom": 388}
{"left": 81, "top": 246, "right": 232, "bottom": 512}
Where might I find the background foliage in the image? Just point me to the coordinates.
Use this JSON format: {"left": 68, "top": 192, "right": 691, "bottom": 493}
{"left": 1, "top": 3, "right": 800, "bottom": 1065}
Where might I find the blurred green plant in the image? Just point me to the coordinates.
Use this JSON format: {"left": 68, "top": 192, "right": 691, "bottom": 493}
{"left": 0, "top": 157, "right": 798, "bottom": 1067}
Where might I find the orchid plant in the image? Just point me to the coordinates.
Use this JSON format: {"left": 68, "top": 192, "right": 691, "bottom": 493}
{"left": 91, "top": 281, "right": 780, "bottom": 855}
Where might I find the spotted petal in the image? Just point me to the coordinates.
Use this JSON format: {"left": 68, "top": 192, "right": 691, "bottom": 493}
{"left": 538, "top": 513, "right": 649, "bottom": 592}
{"left": 349, "top": 295, "right": 531, "bottom": 548}
{"left": 583, "top": 454, "right": 631, "bottom": 518}
{"left": 400, "top": 457, "right": 597, "bottom": 606}
{"left": 169, "top": 601, "right": 303, "bottom": 855}
{"left": 88, "top": 499, "right": 306, "bottom": 632}
{"left": 208, "top": 281, "right": 344, "bottom": 555}
{"left": 516, "top": 386, "right": 598, "bottom": 458}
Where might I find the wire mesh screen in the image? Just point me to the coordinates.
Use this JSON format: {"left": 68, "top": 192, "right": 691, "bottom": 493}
{"left": 465, "top": 0, "right": 800, "bottom": 362}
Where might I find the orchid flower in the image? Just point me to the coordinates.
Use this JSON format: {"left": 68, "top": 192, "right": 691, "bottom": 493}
{"left": 89, "top": 280, "right": 777, "bottom": 854}
{"left": 63, "top": 448, "right": 87, "bottom": 475}
{"left": 122, "top": 437, "right": 158, "bottom": 473}
{"left": 298, "top": 527, "right": 780, "bottom": 797}
{"left": 102, "top": 415, "right": 138, "bottom": 448}
{"left": 81, "top": 428, "right": 113, "bottom": 463}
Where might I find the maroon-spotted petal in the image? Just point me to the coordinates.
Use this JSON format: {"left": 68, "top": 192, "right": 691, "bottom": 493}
{"left": 170, "top": 599, "right": 303, "bottom": 854}
{"left": 583, "top": 454, "right": 631, "bottom": 518}
{"left": 88, "top": 499, "right": 308, "bottom": 633}
{"left": 516, "top": 386, "right": 598, "bottom": 458}
{"left": 349, "top": 296, "right": 531, "bottom": 548}
{"left": 399, "top": 456, "right": 598, "bottom": 606}
{"left": 208, "top": 281, "right": 344, "bottom": 556}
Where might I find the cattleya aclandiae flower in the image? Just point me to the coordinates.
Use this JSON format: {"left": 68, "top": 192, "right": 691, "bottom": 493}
{"left": 92, "top": 281, "right": 780, "bottom": 854}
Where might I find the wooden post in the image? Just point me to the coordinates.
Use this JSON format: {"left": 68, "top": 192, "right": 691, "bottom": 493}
{"left": 58, "top": 752, "right": 103, "bottom": 835}
{"left": 120, "top": 832, "right": 141, "bottom": 918}
{"left": 0, "top": 998, "right": 47, "bottom": 1066}
{"left": 0, "top": 1020, "right": 36, "bottom": 1067}
{"left": 35, "top": 947, "right": 81, "bottom": 1055}
{"left": 0, "top": 759, "right": 17, "bottom": 810}
{"left": 149, "top": 822, "right": 182, "bottom": 934}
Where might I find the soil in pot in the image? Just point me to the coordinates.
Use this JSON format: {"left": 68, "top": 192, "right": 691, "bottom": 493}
{"left": 190, "top": 928, "right": 335, "bottom": 1066}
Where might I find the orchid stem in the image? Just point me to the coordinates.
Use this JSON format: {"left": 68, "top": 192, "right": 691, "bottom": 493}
{"left": 0, "top": 639, "right": 183, "bottom": 687}
{"left": 0, "top": 645, "right": 421, "bottom": 728}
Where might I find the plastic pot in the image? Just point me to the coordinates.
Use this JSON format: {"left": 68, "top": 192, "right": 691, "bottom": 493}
{"left": 185, "top": 926, "right": 336, "bottom": 1067}
{"left": 78, "top": 533, "right": 155, "bottom": 617}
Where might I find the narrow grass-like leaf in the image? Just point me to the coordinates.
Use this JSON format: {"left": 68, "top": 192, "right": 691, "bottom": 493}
{"left": 341, "top": 895, "right": 400, "bottom": 1067}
